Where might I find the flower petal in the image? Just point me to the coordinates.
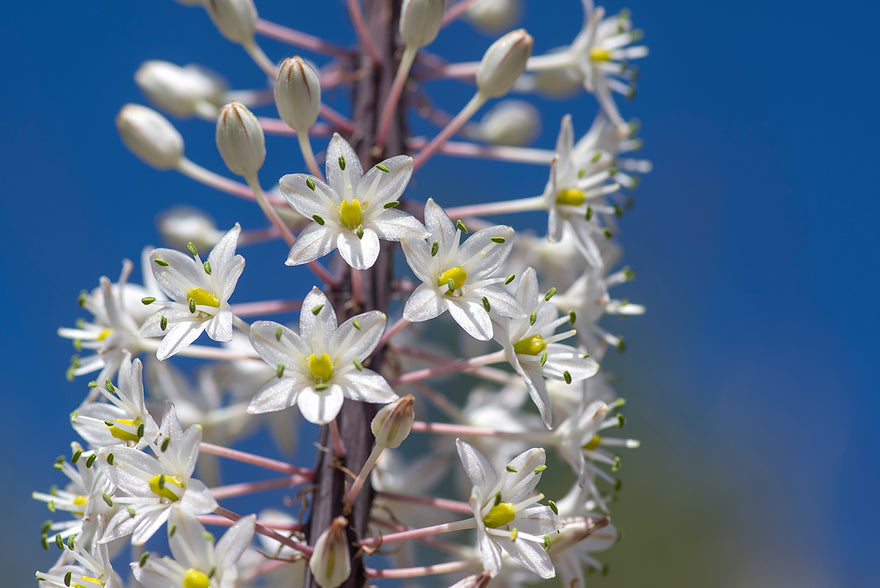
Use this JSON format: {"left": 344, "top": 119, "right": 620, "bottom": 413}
{"left": 337, "top": 228, "right": 380, "bottom": 270}
{"left": 326, "top": 133, "right": 364, "bottom": 198}
{"left": 403, "top": 283, "right": 446, "bottom": 323}
{"left": 296, "top": 384, "right": 344, "bottom": 424}
{"left": 286, "top": 222, "right": 339, "bottom": 266}
{"left": 447, "top": 298, "right": 493, "bottom": 341}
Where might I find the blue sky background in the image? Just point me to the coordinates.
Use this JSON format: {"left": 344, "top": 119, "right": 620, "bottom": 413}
{"left": 2, "top": 0, "right": 878, "bottom": 586}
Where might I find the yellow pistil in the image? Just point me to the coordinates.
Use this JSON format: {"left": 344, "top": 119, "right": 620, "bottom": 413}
{"left": 109, "top": 417, "right": 143, "bottom": 443}
{"left": 513, "top": 334, "right": 548, "bottom": 356}
{"left": 149, "top": 474, "right": 184, "bottom": 501}
{"left": 96, "top": 329, "right": 113, "bottom": 341}
{"left": 590, "top": 47, "right": 612, "bottom": 61}
{"left": 339, "top": 199, "right": 364, "bottom": 230}
{"left": 438, "top": 266, "right": 467, "bottom": 292}
{"left": 482, "top": 502, "right": 516, "bottom": 528}
{"left": 182, "top": 568, "right": 211, "bottom": 588}
{"left": 584, "top": 435, "right": 602, "bottom": 450}
{"left": 187, "top": 287, "right": 221, "bottom": 308}
{"left": 73, "top": 495, "right": 88, "bottom": 506}
{"left": 74, "top": 577, "right": 106, "bottom": 588}
{"left": 308, "top": 353, "right": 334, "bottom": 383}
{"left": 555, "top": 188, "right": 586, "bottom": 206}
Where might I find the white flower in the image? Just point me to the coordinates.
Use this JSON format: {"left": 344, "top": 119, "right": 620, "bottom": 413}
{"left": 98, "top": 405, "right": 218, "bottom": 545}
{"left": 401, "top": 198, "right": 521, "bottom": 341}
{"left": 133, "top": 508, "right": 256, "bottom": 588}
{"left": 456, "top": 440, "right": 559, "bottom": 579}
{"left": 37, "top": 540, "right": 123, "bottom": 588}
{"left": 141, "top": 224, "right": 245, "bottom": 360}
{"left": 247, "top": 287, "right": 398, "bottom": 423}
{"left": 495, "top": 268, "right": 599, "bottom": 428}
{"left": 280, "top": 133, "right": 426, "bottom": 270}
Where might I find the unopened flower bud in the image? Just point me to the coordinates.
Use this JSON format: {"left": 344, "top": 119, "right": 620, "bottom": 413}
{"left": 135, "top": 60, "right": 227, "bottom": 118}
{"left": 206, "top": 0, "right": 258, "bottom": 44}
{"left": 116, "top": 104, "right": 184, "bottom": 170}
{"left": 476, "top": 29, "right": 533, "bottom": 98}
{"left": 400, "top": 0, "right": 446, "bottom": 48}
{"left": 275, "top": 57, "right": 321, "bottom": 131}
{"left": 309, "top": 517, "right": 350, "bottom": 588}
{"left": 465, "top": 0, "right": 522, "bottom": 33}
{"left": 157, "top": 206, "right": 221, "bottom": 250}
{"left": 371, "top": 395, "right": 414, "bottom": 449}
{"left": 216, "top": 101, "right": 265, "bottom": 177}
{"left": 480, "top": 99, "right": 540, "bottom": 146}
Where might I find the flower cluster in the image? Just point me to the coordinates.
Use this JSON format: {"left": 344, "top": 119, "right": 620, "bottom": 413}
{"left": 40, "top": 0, "right": 650, "bottom": 586}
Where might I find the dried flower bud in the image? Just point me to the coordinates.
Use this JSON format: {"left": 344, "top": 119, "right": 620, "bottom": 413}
{"left": 371, "top": 395, "right": 414, "bottom": 449}
{"left": 400, "top": 0, "right": 446, "bottom": 48}
{"left": 206, "top": 0, "right": 258, "bottom": 44}
{"left": 157, "top": 206, "right": 221, "bottom": 250}
{"left": 480, "top": 99, "right": 540, "bottom": 146}
{"left": 275, "top": 57, "right": 321, "bottom": 132}
{"left": 135, "top": 60, "right": 226, "bottom": 118}
{"left": 476, "top": 29, "right": 533, "bottom": 98}
{"left": 309, "top": 517, "right": 350, "bottom": 588}
{"left": 216, "top": 101, "right": 265, "bottom": 177}
{"left": 116, "top": 104, "right": 184, "bottom": 170}
{"left": 465, "top": 0, "right": 522, "bottom": 33}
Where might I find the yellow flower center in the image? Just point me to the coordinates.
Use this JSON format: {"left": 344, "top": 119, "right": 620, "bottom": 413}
{"left": 555, "top": 188, "right": 586, "bottom": 206}
{"left": 513, "top": 334, "right": 548, "bottom": 356}
{"left": 339, "top": 199, "right": 364, "bottom": 230}
{"left": 590, "top": 47, "right": 612, "bottom": 61}
{"left": 182, "top": 568, "right": 211, "bottom": 588}
{"left": 73, "top": 495, "right": 88, "bottom": 506}
{"left": 483, "top": 502, "right": 517, "bottom": 528}
{"left": 584, "top": 435, "right": 602, "bottom": 451}
{"left": 308, "top": 353, "right": 334, "bottom": 383}
{"left": 187, "top": 287, "right": 221, "bottom": 308}
{"left": 438, "top": 266, "right": 467, "bottom": 292}
{"left": 96, "top": 329, "right": 113, "bottom": 341}
{"left": 109, "top": 417, "right": 144, "bottom": 443}
{"left": 74, "top": 576, "right": 106, "bottom": 588}
{"left": 149, "top": 474, "right": 184, "bottom": 501}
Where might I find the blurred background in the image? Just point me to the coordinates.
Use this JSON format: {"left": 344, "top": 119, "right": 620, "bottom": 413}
{"left": 2, "top": 0, "right": 877, "bottom": 586}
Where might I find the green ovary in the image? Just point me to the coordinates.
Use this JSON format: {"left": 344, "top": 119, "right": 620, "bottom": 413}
{"left": 308, "top": 353, "right": 334, "bottom": 383}
{"left": 187, "top": 288, "right": 220, "bottom": 308}
{"left": 513, "top": 334, "right": 547, "bottom": 356}
{"left": 182, "top": 569, "right": 210, "bottom": 588}
{"left": 339, "top": 199, "right": 364, "bottom": 230}
{"left": 149, "top": 474, "right": 184, "bottom": 501}
{"left": 438, "top": 266, "right": 467, "bottom": 292}
{"left": 483, "top": 502, "right": 517, "bottom": 528}
{"left": 555, "top": 188, "right": 586, "bottom": 206}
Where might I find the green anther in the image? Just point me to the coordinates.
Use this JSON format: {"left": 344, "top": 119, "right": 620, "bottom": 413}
{"left": 314, "top": 383, "right": 329, "bottom": 391}
{"left": 446, "top": 278, "right": 455, "bottom": 292}
{"left": 612, "top": 456, "right": 621, "bottom": 472}
{"left": 306, "top": 177, "right": 316, "bottom": 191}
{"left": 308, "top": 353, "right": 333, "bottom": 383}
{"left": 352, "top": 358, "right": 364, "bottom": 371}
{"left": 543, "top": 535, "right": 552, "bottom": 550}
{"left": 102, "top": 493, "right": 113, "bottom": 507}
{"left": 202, "top": 531, "right": 215, "bottom": 543}
{"left": 534, "top": 464, "right": 547, "bottom": 474}
{"left": 139, "top": 551, "right": 150, "bottom": 567}
{"left": 72, "top": 449, "right": 82, "bottom": 463}
{"left": 591, "top": 151, "right": 602, "bottom": 163}
{"left": 539, "top": 351, "right": 548, "bottom": 367}
{"left": 617, "top": 414, "right": 626, "bottom": 428}
{"left": 609, "top": 166, "right": 618, "bottom": 176}
{"left": 563, "top": 370, "right": 572, "bottom": 384}
{"left": 616, "top": 338, "right": 626, "bottom": 353}
{"left": 276, "top": 364, "right": 285, "bottom": 378}
{"left": 85, "top": 454, "right": 97, "bottom": 468}
{"left": 107, "top": 453, "right": 114, "bottom": 465}
{"left": 623, "top": 267, "right": 635, "bottom": 280}
{"left": 456, "top": 220, "right": 468, "bottom": 233}
{"left": 183, "top": 568, "right": 211, "bottom": 588}
{"left": 614, "top": 479, "right": 623, "bottom": 492}
{"left": 53, "top": 462, "right": 63, "bottom": 470}
{"left": 603, "top": 229, "right": 613, "bottom": 239}
{"left": 55, "top": 456, "right": 65, "bottom": 464}
{"left": 506, "top": 465, "right": 517, "bottom": 472}
{"left": 161, "top": 437, "right": 171, "bottom": 452}
{"left": 614, "top": 203, "right": 623, "bottom": 218}
{"left": 612, "top": 398, "right": 626, "bottom": 409}
{"left": 356, "top": 224, "right": 364, "bottom": 239}
{"left": 66, "top": 534, "right": 75, "bottom": 550}
{"left": 137, "top": 422, "right": 145, "bottom": 438}
{"left": 141, "top": 296, "right": 156, "bottom": 305}
{"left": 312, "top": 304, "right": 324, "bottom": 315}
{"left": 494, "top": 491, "right": 502, "bottom": 506}
{"left": 482, "top": 502, "right": 516, "bottom": 528}
{"left": 544, "top": 287, "right": 557, "bottom": 301}
{"left": 438, "top": 266, "right": 467, "bottom": 292}
{"left": 376, "top": 163, "right": 390, "bottom": 172}
{"left": 547, "top": 499, "right": 558, "bottom": 515}
{"left": 72, "top": 338, "right": 82, "bottom": 352}
{"left": 383, "top": 201, "right": 399, "bottom": 208}
{"left": 491, "top": 236, "right": 505, "bottom": 243}
{"left": 64, "top": 570, "right": 72, "bottom": 586}
{"left": 313, "top": 214, "right": 325, "bottom": 225}
{"left": 582, "top": 352, "right": 590, "bottom": 358}
{"left": 127, "top": 507, "right": 136, "bottom": 517}
{"left": 578, "top": 166, "right": 587, "bottom": 178}
{"left": 189, "top": 298, "right": 196, "bottom": 313}
{"left": 188, "top": 287, "right": 220, "bottom": 308}
{"left": 109, "top": 417, "right": 143, "bottom": 443}
{"left": 209, "top": 565, "right": 217, "bottom": 578}
{"left": 41, "top": 520, "right": 52, "bottom": 533}
{"left": 154, "top": 258, "right": 169, "bottom": 267}
{"left": 556, "top": 188, "right": 586, "bottom": 206}
{"left": 505, "top": 274, "right": 515, "bottom": 285}
{"left": 569, "top": 310, "right": 576, "bottom": 324}
{"left": 529, "top": 311, "right": 537, "bottom": 326}
{"left": 88, "top": 381, "right": 97, "bottom": 388}
{"left": 338, "top": 155, "right": 346, "bottom": 170}
{"left": 352, "top": 319, "right": 362, "bottom": 330}
{"left": 514, "top": 334, "right": 547, "bottom": 356}
{"left": 169, "top": 523, "right": 177, "bottom": 538}
{"left": 149, "top": 474, "right": 183, "bottom": 501}
{"left": 203, "top": 261, "right": 212, "bottom": 275}
{"left": 339, "top": 198, "right": 364, "bottom": 230}
{"left": 160, "top": 315, "right": 168, "bottom": 331}
{"left": 47, "top": 500, "right": 56, "bottom": 512}
{"left": 105, "top": 379, "right": 115, "bottom": 394}
{"left": 509, "top": 528, "right": 519, "bottom": 541}
{"left": 187, "top": 242, "right": 199, "bottom": 257}
{"left": 77, "top": 291, "right": 87, "bottom": 307}
{"left": 41, "top": 535, "right": 49, "bottom": 551}
{"left": 482, "top": 296, "right": 490, "bottom": 312}
{"left": 55, "top": 534, "right": 64, "bottom": 550}
{"left": 585, "top": 206, "right": 593, "bottom": 221}
{"left": 275, "top": 326, "right": 283, "bottom": 341}
{"left": 430, "top": 241, "right": 439, "bottom": 256}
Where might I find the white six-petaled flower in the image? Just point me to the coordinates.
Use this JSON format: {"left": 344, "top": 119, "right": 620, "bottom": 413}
{"left": 247, "top": 287, "right": 398, "bottom": 423}
{"left": 280, "top": 133, "right": 427, "bottom": 270}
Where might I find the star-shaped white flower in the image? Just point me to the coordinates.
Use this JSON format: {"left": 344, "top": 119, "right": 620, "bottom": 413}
{"left": 401, "top": 198, "right": 521, "bottom": 341}
{"left": 141, "top": 224, "right": 245, "bottom": 360}
{"left": 456, "top": 439, "right": 559, "bottom": 579}
{"left": 280, "top": 133, "right": 427, "bottom": 269}
{"left": 247, "top": 287, "right": 398, "bottom": 423}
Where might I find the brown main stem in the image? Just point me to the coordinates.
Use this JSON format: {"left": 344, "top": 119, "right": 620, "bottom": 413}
{"left": 305, "top": 1, "right": 406, "bottom": 586}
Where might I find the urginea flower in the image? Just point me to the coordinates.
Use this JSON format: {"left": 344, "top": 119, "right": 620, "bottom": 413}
{"left": 495, "top": 268, "right": 599, "bottom": 428}
{"left": 247, "top": 287, "right": 398, "bottom": 423}
{"left": 401, "top": 198, "right": 520, "bottom": 341}
{"left": 280, "top": 133, "right": 426, "bottom": 269}
{"left": 309, "top": 516, "right": 350, "bottom": 588}
{"left": 135, "top": 60, "right": 227, "bottom": 119}
{"left": 456, "top": 440, "right": 559, "bottom": 579}
{"left": 476, "top": 28, "right": 534, "bottom": 99}
{"left": 37, "top": 540, "right": 123, "bottom": 588}
{"left": 141, "top": 224, "right": 245, "bottom": 360}
{"left": 275, "top": 56, "right": 321, "bottom": 132}
{"left": 116, "top": 104, "right": 184, "bottom": 170}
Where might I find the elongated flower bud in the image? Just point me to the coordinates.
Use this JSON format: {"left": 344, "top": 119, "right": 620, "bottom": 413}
{"left": 206, "top": 0, "right": 257, "bottom": 44}
{"left": 116, "top": 104, "right": 184, "bottom": 170}
{"left": 275, "top": 57, "right": 321, "bottom": 131}
{"left": 135, "top": 60, "right": 226, "bottom": 118}
{"left": 216, "top": 101, "right": 265, "bottom": 177}
{"left": 309, "top": 517, "right": 350, "bottom": 588}
{"left": 480, "top": 99, "right": 540, "bottom": 146}
{"left": 157, "top": 206, "right": 221, "bottom": 250}
{"left": 476, "top": 28, "right": 533, "bottom": 98}
{"left": 400, "top": 0, "right": 445, "bottom": 48}
{"left": 465, "top": 0, "right": 522, "bottom": 33}
{"left": 371, "top": 395, "right": 414, "bottom": 449}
